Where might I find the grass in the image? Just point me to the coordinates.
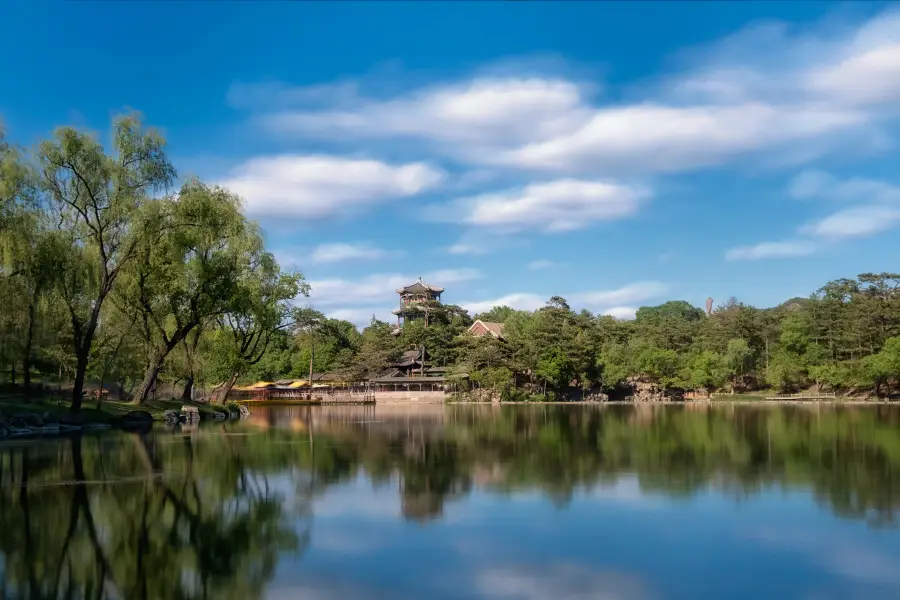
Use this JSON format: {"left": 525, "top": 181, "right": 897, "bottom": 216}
{"left": 0, "top": 391, "right": 231, "bottom": 423}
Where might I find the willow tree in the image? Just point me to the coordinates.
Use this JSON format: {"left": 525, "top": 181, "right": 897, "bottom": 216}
{"left": 207, "top": 251, "right": 307, "bottom": 403}
{"left": 0, "top": 128, "right": 67, "bottom": 390}
{"left": 115, "top": 179, "right": 261, "bottom": 404}
{"left": 38, "top": 115, "right": 175, "bottom": 409}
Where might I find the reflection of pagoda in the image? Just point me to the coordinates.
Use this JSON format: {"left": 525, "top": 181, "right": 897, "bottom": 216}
{"left": 391, "top": 277, "right": 444, "bottom": 334}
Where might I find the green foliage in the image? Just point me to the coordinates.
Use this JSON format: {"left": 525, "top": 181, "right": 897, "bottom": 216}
{"left": 685, "top": 350, "right": 727, "bottom": 390}
{"left": 4, "top": 117, "right": 900, "bottom": 403}
{"left": 0, "top": 115, "right": 305, "bottom": 408}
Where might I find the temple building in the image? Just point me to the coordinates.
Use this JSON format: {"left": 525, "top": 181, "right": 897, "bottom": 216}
{"left": 391, "top": 277, "right": 444, "bottom": 333}
{"left": 468, "top": 320, "right": 506, "bottom": 340}
{"left": 376, "top": 278, "right": 461, "bottom": 394}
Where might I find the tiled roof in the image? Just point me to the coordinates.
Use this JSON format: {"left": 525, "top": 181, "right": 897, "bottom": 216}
{"left": 396, "top": 277, "right": 444, "bottom": 295}
{"left": 468, "top": 320, "right": 506, "bottom": 339}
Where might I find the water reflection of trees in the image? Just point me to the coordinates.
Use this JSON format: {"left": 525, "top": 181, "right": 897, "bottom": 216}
{"left": 1, "top": 404, "right": 898, "bottom": 597}
{"left": 294, "top": 404, "right": 900, "bottom": 527}
{"left": 0, "top": 431, "right": 310, "bottom": 600}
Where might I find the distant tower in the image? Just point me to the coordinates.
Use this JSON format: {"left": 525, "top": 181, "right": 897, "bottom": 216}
{"left": 391, "top": 277, "right": 444, "bottom": 334}
{"left": 705, "top": 297, "right": 713, "bottom": 316}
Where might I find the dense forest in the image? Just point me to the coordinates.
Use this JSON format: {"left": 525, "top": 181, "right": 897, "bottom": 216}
{"left": 3, "top": 116, "right": 900, "bottom": 407}
{"left": 314, "top": 276, "right": 900, "bottom": 401}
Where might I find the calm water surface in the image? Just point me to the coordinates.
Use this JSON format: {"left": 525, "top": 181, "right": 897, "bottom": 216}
{"left": 1, "top": 404, "right": 900, "bottom": 600}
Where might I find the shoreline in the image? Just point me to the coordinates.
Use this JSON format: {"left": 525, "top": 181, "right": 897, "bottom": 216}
{"left": 449, "top": 399, "right": 895, "bottom": 406}
{"left": 2, "top": 395, "right": 894, "bottom": 439}
{"left": 0, "top": 395, "right": 250, "bottom": 440}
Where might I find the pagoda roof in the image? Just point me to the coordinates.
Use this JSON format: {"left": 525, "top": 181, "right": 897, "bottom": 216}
{"left": 396, "top": 277, "right": 444, "bottom": 295}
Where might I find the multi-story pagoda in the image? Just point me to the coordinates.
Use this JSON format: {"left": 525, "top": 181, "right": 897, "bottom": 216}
{"left": 391, "top": 277, "right": 443, "bottom": 331}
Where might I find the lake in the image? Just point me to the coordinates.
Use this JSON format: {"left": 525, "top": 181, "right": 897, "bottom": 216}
{"left": 1, "top": 403, "right": 899, "bottom": 600}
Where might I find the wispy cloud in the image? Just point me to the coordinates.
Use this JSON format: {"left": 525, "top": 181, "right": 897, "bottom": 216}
{"left": 527, "top": 259, "right": 559, "bottom": 270}
{"left": 446, "top": 231, "right": 529, "bottom": 256}
{"left": 801, "top": 205, "right": 900, "bottom": 240}
{"left": 569, "top": 282, "right": 667, "bottom": 308}
{"left": 789, "top": 170, "right": 900, "bottom": 203}
{"left": 463, "top": 293, "right": 546, "bottom": 315}
{"left": 447, "top": 242, "right": 489, "bottom": 256}
{"left": 737, "top": 168, "right": 900, "bottom": 258}
{"left": 725, "top": 240, "right": 817, "bottom": 261}
{"left": 310, "top": 242, "right": 402, "bottom": 264}
{"left": 235, "top": 10, "right": 900, "bottom": 176}
{"left": 461, "top": 282, "right": 667, "bottom": 318}
{"left": 217, "top": 154, "right": 444, "bottom": 220}
{"left": 323, "top": 307, "right": 394, "bottom": 328}
{"left": 308, "top": 268, "right": 482, "bottom": 307}
{"left": 427, "top": 179, "right": 649, "bottom": 232}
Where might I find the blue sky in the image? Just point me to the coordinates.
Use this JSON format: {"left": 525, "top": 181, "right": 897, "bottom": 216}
{"left": 3, "top": 1, "right": 900, "bottom": 327}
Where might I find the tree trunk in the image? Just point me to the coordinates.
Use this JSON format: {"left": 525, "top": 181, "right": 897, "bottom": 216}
{"left": 22, "top": 293, "right": 37, "bottom": 392}
{"left": 70, "top": 350, "right": 89, "bottom": 411}
{"left": 211, "top": 372, "right": 239, "bottom": 405}
{"left": 71, "top": 298, "right": 104, "bottom": 412}
{"left": 180, "top": 375, "right": 194, "bottom": 402}
{"left": 134, "top": 353, "right": 165, "bottom": 405}
{"left": 10, "top": 364, "right": 16, "bottom": 386}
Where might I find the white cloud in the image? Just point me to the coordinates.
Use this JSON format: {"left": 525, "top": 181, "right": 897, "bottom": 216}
{"left": 308, "top": 268, "right": 482, "bottom": 307}
{"left": 804, "top": 41, "right": 900, "bottom": 106}
{"left": 527, "top": 260, "right": 558, "bottom": 270}
{"left": 430, "top": 179, "right": 649, "bottom": 232}
{"left": 788, "top": 170, "right": 836, "bottom": 199}
{"left": 570, "top": 282, "right": 668, "bottom": 308}
{"left": 496, "top": 103, "right": 863, "bottom": 174}
{"left": 324, "top": 307, "right": 392, "bottom": 328}
{"left": 446, "top": 231, "right": 529, "bottom": 255}
{"left": 217, "top": 154, "right": 444, "bottom": 220}
{"left": 789, "top": 169, "right": 900, "bottom": 202}
{"left": 447, "top": 242, "right": 489, "bottom": 256}
{"left": 602, "top": 306, "right": 639, "bottom": 320}
{"left": 256, "top": 77, "right": 592, "bottom": 158}
{"left": 310, "top": 242, "right": 400, "bottom": 264}
{"left": 774, "top": 169, "right": 900, "bottom": 248}
{"left": 800, "top": 205, "right": 900, "bottom": 240}
{"left": 725, "top": 241, "right": 817, "bottom": 261}
{"left": 462, "top": 293, "right": 546, "bottom": 315}
{"left": 236, "top": 10, "right": 900, "bottom": 176}
{"left": 462, "top": 282, "right": 666, "bottom": 317}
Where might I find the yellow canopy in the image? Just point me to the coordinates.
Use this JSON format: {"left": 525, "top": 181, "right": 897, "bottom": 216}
{"left": 312, "top": 383, "right": 329, "bottom": 388}
{"left": 251, "top": 381, "right": 275, "bottom": 389}
{"left": 287, "top": 380, "right": 309, "bottom": 388}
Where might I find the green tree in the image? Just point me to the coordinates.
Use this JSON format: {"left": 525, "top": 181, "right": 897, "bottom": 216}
{"left": 38, "top": 115, "right": 175, "bottom": 409}
{"left": 206, "top": 255, "right": 306, "bottom": 402}
{"left": 115, "top": 179, "right": 259, "bottom": 403}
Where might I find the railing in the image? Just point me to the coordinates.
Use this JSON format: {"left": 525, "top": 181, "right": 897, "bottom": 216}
{"left": 238, "top": 389, "right": 376, "bottom": 404}
{"left": 764, "top": 392, "right": 838, "bottom": 400}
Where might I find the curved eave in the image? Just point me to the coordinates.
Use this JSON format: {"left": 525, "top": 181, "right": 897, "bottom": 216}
{"left": 394, "top": 285, "right": 445, "bottom": 294}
